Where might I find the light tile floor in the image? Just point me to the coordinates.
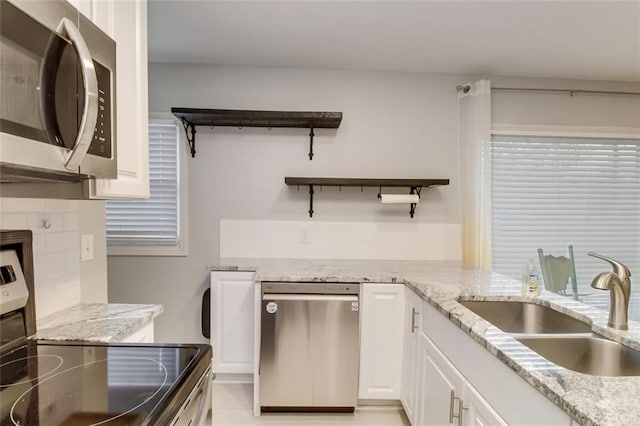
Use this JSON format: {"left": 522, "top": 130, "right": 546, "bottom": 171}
{"left": 207, "top": 383, "right": 410, "bottom": 426}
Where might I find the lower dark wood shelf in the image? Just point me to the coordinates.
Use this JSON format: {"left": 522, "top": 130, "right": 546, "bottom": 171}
{"left": 284, "top": 177, "right": 450, "bottom": 187}
{"left": 284, "top": 177, "right": 450, "bottom": 218}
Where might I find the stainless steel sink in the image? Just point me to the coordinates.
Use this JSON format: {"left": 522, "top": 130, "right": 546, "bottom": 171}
{"left": 517, "top": 335, "right": 640, "bottom": 376}
{"left": 460, "top": 301, "right": 591, "bottom": 334}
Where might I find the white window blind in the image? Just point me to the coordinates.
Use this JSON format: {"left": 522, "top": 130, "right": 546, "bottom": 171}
{"left": 106, "top": 123, "right": 181, "bottom": 250}
{"left": 491, "top": 135, "right": 640, "bottom": 301}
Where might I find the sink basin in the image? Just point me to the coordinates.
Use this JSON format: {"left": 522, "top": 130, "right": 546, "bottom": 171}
{"left": 517, "top": 335, "right": 640, "bottom": 376}
{"left": 460, "top": 301, "right": 591, "bottom": 334}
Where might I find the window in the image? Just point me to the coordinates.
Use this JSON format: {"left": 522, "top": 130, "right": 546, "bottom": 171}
{"left": 491, "top": 135, "right": 640, "bottom": 297}
{"left": 106, "top": 120, "right": 187, "bottom": 256}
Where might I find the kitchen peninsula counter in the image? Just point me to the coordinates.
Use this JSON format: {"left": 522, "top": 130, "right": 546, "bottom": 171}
{"left": 210, "top": 258, "right": 640, "bottom": 426}
{"left": 31, "top": 303, "right": 163, "bottom": 343}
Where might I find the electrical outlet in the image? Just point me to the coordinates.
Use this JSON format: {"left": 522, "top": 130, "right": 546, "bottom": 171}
{"left": 299, "top": 228, "right": 309, "bottom": 244}
{"left": 80, "top": 234, "right": 94, "bottom": 261}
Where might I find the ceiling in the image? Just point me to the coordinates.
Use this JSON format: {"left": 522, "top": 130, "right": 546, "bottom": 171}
{"left": 148, "top": 1, "right": 640, "bottom": 82}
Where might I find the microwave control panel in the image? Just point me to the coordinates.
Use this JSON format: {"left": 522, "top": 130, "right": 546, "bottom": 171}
{"left": 87, "top": 61, "right": 112, "bottom": 159}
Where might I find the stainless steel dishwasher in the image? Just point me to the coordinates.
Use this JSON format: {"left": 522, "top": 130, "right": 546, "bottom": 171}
{"left": 260, "top": 282, "right": 360, "bottom": 412}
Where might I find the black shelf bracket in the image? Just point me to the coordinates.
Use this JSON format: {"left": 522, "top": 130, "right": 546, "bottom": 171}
{"left": 308, "top": 185, "right": 314, "bottom": 217}
{"left": 309, "top": 127, "right": 314, "bottom": 160}
{"left": 409, "top": 187, "right": 422, "bottom": 218}
{"left": 181, "top": 119, "right": 197, "bottom": 158}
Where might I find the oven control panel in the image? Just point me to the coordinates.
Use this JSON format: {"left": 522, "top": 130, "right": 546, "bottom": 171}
{"left": 0, "top": 250, "right": 29, "bottom": 316}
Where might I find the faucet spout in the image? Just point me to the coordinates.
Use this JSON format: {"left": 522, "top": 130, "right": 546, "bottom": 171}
{"left": 588, "top": 253, "right": 631, "bottom": 330}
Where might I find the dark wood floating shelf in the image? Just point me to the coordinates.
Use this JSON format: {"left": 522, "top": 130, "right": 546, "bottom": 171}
{"left": 284, "top": 177, "right": 450, "bottom": 218}
{"left": 171, "top": 108, "right": 342, "bottom": 159}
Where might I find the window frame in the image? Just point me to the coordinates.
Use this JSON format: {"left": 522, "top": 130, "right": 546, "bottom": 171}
{"left": 107, "top": 114, "right": 189, "bottom": 257}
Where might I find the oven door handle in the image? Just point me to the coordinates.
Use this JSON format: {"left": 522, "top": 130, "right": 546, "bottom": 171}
{"left": 58, "top": 18, "right": 99, "bottom": 171}
{"left": 262, "top": 294, "right": 358, "bottom": 302}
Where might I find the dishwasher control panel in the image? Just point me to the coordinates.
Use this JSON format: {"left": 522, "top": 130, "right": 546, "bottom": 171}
{"left": 261, "top": 282, "right": 359, "bottom": 295}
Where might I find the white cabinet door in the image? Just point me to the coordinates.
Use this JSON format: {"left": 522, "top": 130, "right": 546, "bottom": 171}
{"left": 210, "top": 271, "right": 255, "bottom": 375}
{"left": 90, "top": 0, "right": 149, "bottom": 199}
{"left": 421, "top": 301, "right": 571, "bottom": 426}
{"left": 463, "top": 384, "right": 507, "bottom": 426}
{"left": 401, "top": 287, "right": 422, "bottom": 424}
{"left": 359, "top": 284, "right": 404, "bottom": 399}
{"left": 69, "top": 0, "right": 115, "bottom": 36}
{"left": 66, "top": 0, "right": 92, "bottom": 19}
{"left": 88, "top": 0, "right": 115, "bottom": 37}
{"left": 417, "top": 332, "right": 465, "bottom": 426}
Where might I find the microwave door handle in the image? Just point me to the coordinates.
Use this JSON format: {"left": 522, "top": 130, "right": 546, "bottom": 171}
{"left": 58, "top": 18, "right": 99, "bottom": 171}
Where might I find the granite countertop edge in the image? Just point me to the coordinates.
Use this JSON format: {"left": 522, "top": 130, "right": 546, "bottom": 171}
{"left": 31, "top": 303, "right": 164, "bottom": 343}
{"left": 210, "top": 257, "right": 640, "bottom": 426}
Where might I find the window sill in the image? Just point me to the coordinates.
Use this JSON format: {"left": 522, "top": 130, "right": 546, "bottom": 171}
{"left": 107, "top": 245, "right": 188, "bottom": 257}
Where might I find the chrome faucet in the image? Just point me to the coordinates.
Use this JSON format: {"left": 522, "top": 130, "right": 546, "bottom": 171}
{"left": 588, "top": 252, "right": 631, "bottom": 330}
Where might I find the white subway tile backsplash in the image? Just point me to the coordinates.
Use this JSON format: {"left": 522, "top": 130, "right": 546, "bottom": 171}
{"left": 1, "top": 198, "right": 82, "bottom": 319}
{"left": 63, "top": 213, "right": 79, "bottom": 231}
{"left": 33, "top": 234, "right": 46, "bottom": 255}
{"left": 45, "top": 199, "right": 77, "bottom": 212}
{"left": 1, "top": 198, "right": 45, "bottom": 213}
{"left": 0, "top": 213, "right": 28, "bottom": 229}
{"left": 50, "top": 213, "right": 64, "bottom": 231}
{"left": 220, "top": 219, "right": 462, "bottom": 261}
{"left": 38, "top": 252, "right": 66, "bottom": 275}
{"left": 64, "top": 250, "right": 81, "bottom": 272}
{"left": 45, "top": 232, "right": 79, "bottom": 252}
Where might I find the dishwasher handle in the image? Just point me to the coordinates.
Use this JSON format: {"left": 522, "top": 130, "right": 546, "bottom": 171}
{"left": 262, "top": 293, "right": 358, "bottom": 302}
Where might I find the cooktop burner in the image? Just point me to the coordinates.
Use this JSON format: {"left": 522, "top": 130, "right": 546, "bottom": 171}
{"left": 0, "top": 341, "right": 211, "bottom": 426}
{"left": 0, "top": 354, "right": 63, "bottom": 387}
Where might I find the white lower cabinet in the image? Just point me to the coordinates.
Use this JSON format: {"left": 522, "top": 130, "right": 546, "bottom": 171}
{"left": 420, "top": 291, "right": 573, "bottom": 426}
{"left": 395, "top": 286, "right": 572, "bottom": 426}
{"left": 417, "top": 332, "right": 505, "bottom": 426}
{"left": 401, "top": 286, "right": 423, "bottom": 424}
{"left": 416, "top": 333, "right": 463, "bottom": 426}
{"left": 210, "top": 271, "right": 255, "bottom": 375}
{"left": 359, "top": 284, "right": 404, "bottom": 399}
{"left": 463, "top": 381, "right": 508, "bottom": 426}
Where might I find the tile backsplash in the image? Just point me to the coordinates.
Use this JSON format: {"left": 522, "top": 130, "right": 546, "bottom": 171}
{"left": 1, "top": 198, "right": 81, "bottom": 318}
{"left": 220, "top": 219, "right": 462, "bottom": 260}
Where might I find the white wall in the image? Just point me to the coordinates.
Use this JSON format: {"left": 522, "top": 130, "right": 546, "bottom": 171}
{"left": 0, "top": 198, "right": 107, "bottom": 319}
{"left": 108, "top": 64, "right": 470, "bottom": 343}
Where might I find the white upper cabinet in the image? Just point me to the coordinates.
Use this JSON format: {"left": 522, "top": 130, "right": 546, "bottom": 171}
{"left": 68, "top": 0, "right": 115, "bottom": 36}
{"left": 88, "top": 0, "right": 150, "bottom": 199}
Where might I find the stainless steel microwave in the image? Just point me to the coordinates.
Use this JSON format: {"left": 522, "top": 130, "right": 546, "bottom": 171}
{"left": 0, "top": 0, "right": 116, "bottom": 183}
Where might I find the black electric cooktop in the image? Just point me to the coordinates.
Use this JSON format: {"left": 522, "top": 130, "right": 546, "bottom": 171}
{"left": 0, "top": 340, "right": 211, "bottom": 425}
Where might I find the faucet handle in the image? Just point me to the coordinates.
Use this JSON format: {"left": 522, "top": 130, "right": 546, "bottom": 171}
{"left": 588, "top": 252, "right": 631, "bottom": 280}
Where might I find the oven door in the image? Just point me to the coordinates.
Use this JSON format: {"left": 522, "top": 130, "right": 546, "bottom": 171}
{"left": 0, "top": 0, "right": 114, "bottom": 181}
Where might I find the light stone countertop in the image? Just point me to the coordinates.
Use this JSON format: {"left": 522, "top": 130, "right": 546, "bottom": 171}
{"left": 210, "top": 258, "right": 640, "bottom": 426}
{"left": 31, "top": 303, "right": 164, "bottom": 343}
